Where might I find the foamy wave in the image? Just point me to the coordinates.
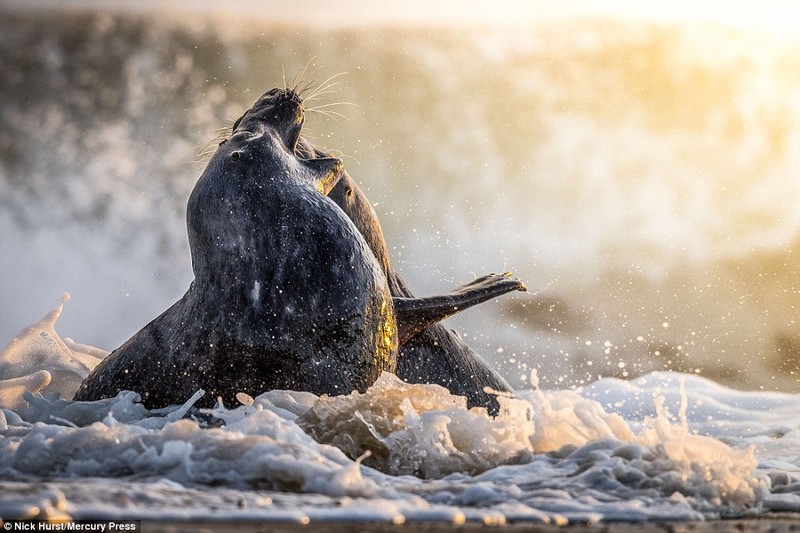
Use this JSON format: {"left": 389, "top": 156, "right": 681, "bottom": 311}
{"left": 0, "top": 298, "right": 780, "bottom": 523}
{"left": 0, "top": 294, "right": 106, "bottom": 410}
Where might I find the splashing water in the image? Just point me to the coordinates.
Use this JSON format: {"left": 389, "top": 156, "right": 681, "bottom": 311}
{"left": 3, "top": 5, "right": 800, "bottom": 525}
{"left": 0, "top": 296, "right": 795, "bottom": 525}
{"left": 0, "top": 294, "right": 106, "bottom": 410}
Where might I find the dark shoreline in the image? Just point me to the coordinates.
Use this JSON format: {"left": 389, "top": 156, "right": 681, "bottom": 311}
{"left": 140, "top": 517, "right": 800, "bottom": 533}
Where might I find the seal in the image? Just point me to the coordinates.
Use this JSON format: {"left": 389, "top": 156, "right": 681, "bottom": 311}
{"left": 74, "top": 88, "right": 397, "bottom": 408}
{"left": 296, "top": 138, "right": 526, "bottom": 415}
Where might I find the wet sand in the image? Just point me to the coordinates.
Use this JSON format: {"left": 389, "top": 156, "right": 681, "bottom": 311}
{"left": 143, "top": 517, "right": 800, "bottom": 533}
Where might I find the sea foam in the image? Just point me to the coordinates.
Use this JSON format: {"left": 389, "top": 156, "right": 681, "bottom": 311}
{"left": 0, "top": 297, "right": 791, "bottom": 524}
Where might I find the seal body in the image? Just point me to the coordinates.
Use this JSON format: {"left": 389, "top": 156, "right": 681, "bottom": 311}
{"left": 298, "top": 139, "right": 521, "bottom": 414}
{"left": 75, "top": 89, "right": 396, "bottom": 407}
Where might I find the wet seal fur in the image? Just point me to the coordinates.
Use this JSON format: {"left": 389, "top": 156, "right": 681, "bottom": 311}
{"left": 297, "top": 139, "right": 526, "bottom": 415}
{"left": 75, "top": 89, "right": 397, "bottom": 407}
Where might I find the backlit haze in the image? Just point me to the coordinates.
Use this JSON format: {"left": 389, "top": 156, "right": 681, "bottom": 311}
{"left": 1, "top": 0, "right": 800, "bottom": 392}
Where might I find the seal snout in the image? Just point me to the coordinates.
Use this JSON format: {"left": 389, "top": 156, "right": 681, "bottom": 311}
{"left": 276, "top": 92, "right": 305, "bottom": 152}
{"left": 231, "top": 88, "right": 307, "bottom": 152}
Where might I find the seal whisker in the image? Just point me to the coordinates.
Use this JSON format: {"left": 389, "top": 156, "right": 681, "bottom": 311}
{"left": 308, "top": 102, "right": 357, "bottom": 110}
{"left": 299, "top": 131, "right": 319, "bottom": 144}
{"left": 315, "top": 71, "right": 349, "bottom": 89}
{"left": 303, "top": 82, "right": 345, "bottom": 102}
{"left": 297, "top": 76, "right": 321, "bottom": 97}
{"left": 329, "top": 150, "right": 361, "bottom": 166}
{"left": 306, "top": 81, "right": 342, "bottom": 101}
{"left": 291, "top": 57, "right": 319, "bottom": 93}
{"left": 282, "top": 64, "right": 288, "bottom": 91}
{"left": 304, "top": 72, "right": 348, "bottom": 100}
{"left": 220, "top": 116, "right": 237, "bottom": 135}
{"left": 289, "top": 59, "right": 310, "bottom": 91}
{"left": 307, "top": 101, "right": 354, "bottom": 121}
{"left": 193, "top": 117, "right": 238, "bottom": 166}
{"left": 296, "top": 65, "right": 326, "bottom": 95}
{"left": 308, "top": 108, "right": 350, "bottom": 121}
{"left": 307, "top": 109, "right": 338, "bottom": 120}
{"left": 302, "top": 88, "right": 341, "bottom": 102}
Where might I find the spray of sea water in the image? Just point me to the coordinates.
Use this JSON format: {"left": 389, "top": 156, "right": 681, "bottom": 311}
{"left": 3, "top": 2, "right": 800, "bottom": 526}
{"left": 2, "top": 295, "right": 799, "bottom": 525}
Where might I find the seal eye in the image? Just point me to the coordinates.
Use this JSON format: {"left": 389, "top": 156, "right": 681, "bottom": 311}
{"left": 230, "top": 151, "right": 241, "bottom": 162}
{"left": 346, "top": 188, "right": 354, "bottom": 198}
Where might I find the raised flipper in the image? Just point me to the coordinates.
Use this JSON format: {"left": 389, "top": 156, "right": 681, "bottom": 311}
{"left": 394, "top": 272, "right": 527, "bottom": 345}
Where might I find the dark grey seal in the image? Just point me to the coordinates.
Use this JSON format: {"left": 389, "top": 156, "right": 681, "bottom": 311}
{"left": 297, "top": 139, "right": 526, "bottom": 415}
{"left": 74, "top": 88, "right": 397, "bottom": 408}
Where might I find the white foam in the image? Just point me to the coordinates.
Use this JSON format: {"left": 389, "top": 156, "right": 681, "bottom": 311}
{"left": 0, "top": 294, "right": 106, "bottom": 409}
{"left": 2, "top": 301, "right": 796, "bottom": 523}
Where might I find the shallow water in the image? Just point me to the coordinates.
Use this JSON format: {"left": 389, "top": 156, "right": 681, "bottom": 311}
{"left": 2, "top": 299, "right": 800, "bottom": 525}
{"left": 3, "top": 2, "right": 800, "bottom": 526}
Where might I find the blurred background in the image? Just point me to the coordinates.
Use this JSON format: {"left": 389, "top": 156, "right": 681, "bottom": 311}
{"left": 2, "top": 1, "right": 800, "bottom": 391}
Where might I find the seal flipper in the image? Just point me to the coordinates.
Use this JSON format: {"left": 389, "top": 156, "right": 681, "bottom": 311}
{"left": 394, "top": 272, "right": 527, "bottom": 344}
